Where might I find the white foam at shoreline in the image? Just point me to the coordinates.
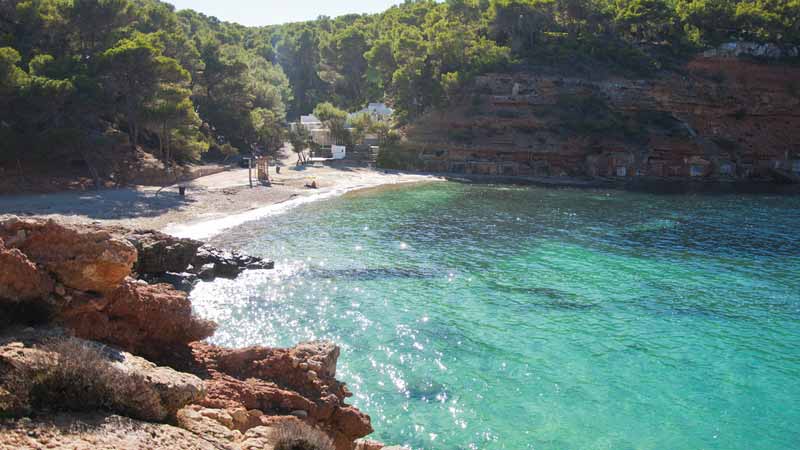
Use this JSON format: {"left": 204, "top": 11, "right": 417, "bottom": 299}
{"left": 163, "top": 178, "right": 432, "bottom": 240}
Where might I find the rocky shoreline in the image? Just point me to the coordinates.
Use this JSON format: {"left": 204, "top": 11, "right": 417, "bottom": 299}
{"left": 0, "top": 217, "right": 395, "bottom": 450}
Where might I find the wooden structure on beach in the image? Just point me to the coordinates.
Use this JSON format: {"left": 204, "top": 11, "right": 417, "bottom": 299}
{"left": 256, "top": 156, "right": 270, "bottom": 183}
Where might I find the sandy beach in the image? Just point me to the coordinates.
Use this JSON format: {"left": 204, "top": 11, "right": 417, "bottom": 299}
{"left": 0, "top": 155, "right": 441, "bottom": 239}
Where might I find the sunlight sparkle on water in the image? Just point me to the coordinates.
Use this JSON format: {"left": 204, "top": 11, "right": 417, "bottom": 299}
{"left": 191, "top": 182, "right": 800, "bottom": 450}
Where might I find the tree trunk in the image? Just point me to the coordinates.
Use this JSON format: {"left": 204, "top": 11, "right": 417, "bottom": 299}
{"left": 127, "top": 112, "right": 138, "bottom": 149}
{"left": 158, "top": 124, "right": 165, "bottom": 161}
{"left": 166, "top": 130, "right": 171, "bottom": 165}
{"left": 79, "top": 148, "right": 102, "bottom": 190}
{"left": 125, "top": 94, "right": 138, "bottom": 150}
{"left": 15, "top": 157, "right": 24, "bottom": 179}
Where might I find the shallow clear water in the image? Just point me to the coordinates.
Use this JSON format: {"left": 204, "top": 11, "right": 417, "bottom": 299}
{"left": 192, "top": 182, "right": 800, "bottom": 450}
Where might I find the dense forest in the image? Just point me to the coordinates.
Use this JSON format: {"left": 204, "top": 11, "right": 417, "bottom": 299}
{"left": 0, "top": 0, "right": 798, "bottom": 174}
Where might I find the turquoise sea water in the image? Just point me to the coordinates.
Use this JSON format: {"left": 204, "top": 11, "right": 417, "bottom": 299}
{"left": 191, "top": 182, "right": 800, "bottom": 450}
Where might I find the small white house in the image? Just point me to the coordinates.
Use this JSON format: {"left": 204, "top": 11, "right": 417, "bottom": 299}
{"left": 297, "top": 115, "right": 335, "bottom": 146}
{"left": 299, "top": 114, "right": 322, "bottom": 129}
{"left": 296, "top": 103, "right": 394, "bottom": 151}
{"left": 331, "top": 145, "right": 346, "bottom": 160}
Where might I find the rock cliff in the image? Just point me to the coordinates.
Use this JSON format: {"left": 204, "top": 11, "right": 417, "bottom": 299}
{"left": 402, "top": 51, "right": 800, "bottom": 182}
{"left": 0, "top": 217, "right": 379, "bottom": 450}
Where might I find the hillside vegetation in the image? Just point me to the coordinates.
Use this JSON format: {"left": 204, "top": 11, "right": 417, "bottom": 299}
{"left": 1, "top": 0, "right": 798, "bottom": 175}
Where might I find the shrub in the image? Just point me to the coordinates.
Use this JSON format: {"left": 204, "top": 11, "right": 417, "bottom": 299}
{"left": 495, "top": 109, "right": 521, "bottom": 119}
{"left": 3, "top": 337, "right": 164, "bottom": 421}
{"left": 376, "top": 145, "right": 419, "bottom": 170}
{"left": 272, "top": 420, "right": 335, "bottom": 450}
{"left": 710, "top": 71, "right": 726, "bottom": 84}
{"left": 787, "top": 80, "right": 799, "bottom": 99}
{"left": 219, "top": 143, "right": 240, "bottom": 160}
{"left": 447, "top": 127, "right": 474, "bottom": 143}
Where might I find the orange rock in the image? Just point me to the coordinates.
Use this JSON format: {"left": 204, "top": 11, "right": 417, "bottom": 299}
{"left": 0, "top": 238, "right": 54, "bottom": 302}
{"left": 354, "top": 439, "right": 386, "bottom": 450}
{"left": 1, "top": 218, "right": 136, "bottom": 293}
{"left": 56, "top": 278, "right": 216, "bottom": 359}
{"left": 189, "top": 341, "right": 373, "bottom": 450}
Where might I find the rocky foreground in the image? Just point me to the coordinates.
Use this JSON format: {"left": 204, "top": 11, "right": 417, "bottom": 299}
{"left": 0, "top": 217, "right": 394, "bottom": 450}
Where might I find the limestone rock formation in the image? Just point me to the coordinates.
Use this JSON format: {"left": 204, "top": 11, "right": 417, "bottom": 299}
{"left": 191, "top": 341, "right": 373, "bottom": 450}
{"left": 238, "top": 418, "right": 335, "bottom": 450}
{"left": 403, "top": 56, "right": 800, "bottom": 183}
{"left": 0, "top": 328, "right": 204, "bottom": 421}
{"left": 177, "top": 406, "right": 242, "bottom": 444}
{"left": 55, "top": 278, "right": 216, "bottom": 359}
{"left": 0, "top": 218, "right": 137, "bottom": 293}
{"left": 111, "top": 345, "right": 206, "bottom": 420}
{"left": 0, "top": 237, "right": 55, "bottom": 302}
{"left": 0, "top": 413, "right": 230, "bottom": 450}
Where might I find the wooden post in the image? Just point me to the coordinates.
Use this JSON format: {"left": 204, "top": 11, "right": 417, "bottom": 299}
{"left": 248, "top": 157, "right": 253, "bottom": 188}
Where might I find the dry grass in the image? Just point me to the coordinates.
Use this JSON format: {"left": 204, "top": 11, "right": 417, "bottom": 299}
{"left": 2, "top": 337, "right": 165, "bottom": 421}
{"left": 272, "top": 420, "right": 335, "bottom": 450}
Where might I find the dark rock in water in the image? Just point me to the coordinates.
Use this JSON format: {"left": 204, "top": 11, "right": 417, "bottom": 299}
{"left": 503, "top": 285, "right": 598, "bottom": 311}
{"left": 139, "top": 272, "right": 199, "bottom": 293}
{"left": 190, "top": 245, "right": 274, "bottom": 280}
{"left": 126, "top": 230, "right": 203, "bottom": 275}
{"left": 125, "top": 230, "right": 273, "bottom": 283}
{"left": 195, "top": 263, "right": 217, "bottom": 281}
{"left": 307, "top": 267, "right": 438, "bottom": 281}
{"left": 407, "top": 380, "right": 449, "bottom": 401}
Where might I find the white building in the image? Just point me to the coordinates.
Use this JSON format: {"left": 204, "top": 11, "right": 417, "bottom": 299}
{"left": 348, "top": 102, "right": 394, "bottom": 122}
{"left": 297, "top": 114, "right": 334, "bottom": 146}
{"left": 296, "top": 103, "right": 394, "bottom": 149}
{"left": 299, "top": 114, "right": 322, "bottom": 128}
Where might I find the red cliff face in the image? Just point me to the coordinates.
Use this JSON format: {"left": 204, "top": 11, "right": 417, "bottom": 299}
{"left": 404, "top": 55, "right": 800, "bottom": 181}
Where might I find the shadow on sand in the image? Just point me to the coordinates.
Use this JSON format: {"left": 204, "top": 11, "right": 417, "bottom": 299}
{"left": 0, "top": 188, "right": 195, "bottom": 220}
